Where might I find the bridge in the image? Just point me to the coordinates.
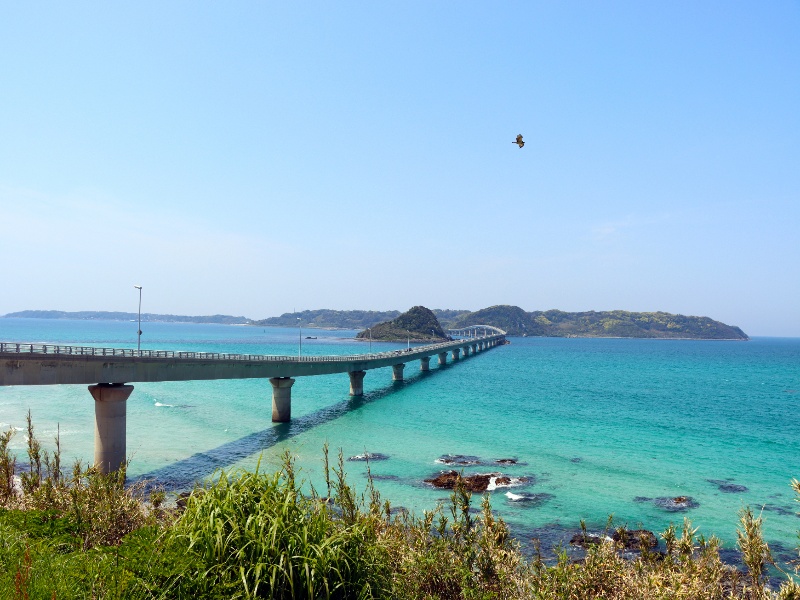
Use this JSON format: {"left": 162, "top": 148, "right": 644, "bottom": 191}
{"left": 0, "top": 326, "right": 506, "bottom": 473}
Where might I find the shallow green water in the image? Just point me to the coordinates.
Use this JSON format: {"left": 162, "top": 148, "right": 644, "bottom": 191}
{"left": 1, "top": 318, "right": 798, "bottom": 563}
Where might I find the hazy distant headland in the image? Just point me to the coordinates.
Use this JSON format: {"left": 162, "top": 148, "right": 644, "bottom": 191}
{"left": 2, "top": 305, "right": 748, "bottom": 340}
{"left": 2, "top": 310, "right": 253, "bottom": 325}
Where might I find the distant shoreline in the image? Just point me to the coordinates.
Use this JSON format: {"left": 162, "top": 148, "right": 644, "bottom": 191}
{"left": 2, "top": 308, "right": 750, "bottom": 341}
{"left": 1, "top": 314, "right": 750, "bottom": 341}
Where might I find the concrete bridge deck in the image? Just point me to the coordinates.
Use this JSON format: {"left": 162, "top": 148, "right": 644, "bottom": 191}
{"left": 0, "top": 326, "right": 506, "bottom": 473}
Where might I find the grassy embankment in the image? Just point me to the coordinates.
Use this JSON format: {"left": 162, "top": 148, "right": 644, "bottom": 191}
{"left": 1, "top": 415, "right": 799, "bottom": 599}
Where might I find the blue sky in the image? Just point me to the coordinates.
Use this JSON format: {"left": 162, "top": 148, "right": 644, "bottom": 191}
{"left": 1, "top": 2, "right": 798, "bottom": 336}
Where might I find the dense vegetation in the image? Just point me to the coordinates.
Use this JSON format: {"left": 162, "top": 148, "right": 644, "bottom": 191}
{"left": 448, "top": 305, "right": 749, "bottom": 339}
{"left": 355, "top": 306, "right": 449, "bottom": 342}
{"left": 1, "top": 419, "right": 799, "bottom": 598}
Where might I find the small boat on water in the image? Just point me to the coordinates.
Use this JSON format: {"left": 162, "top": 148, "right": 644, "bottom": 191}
{"left": 305, "top": 336, "right": 317, "bottom": 339}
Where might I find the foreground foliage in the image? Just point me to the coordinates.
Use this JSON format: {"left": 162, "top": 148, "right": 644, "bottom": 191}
{"left": 0, "top": 422, "right": 798, "bottom": 599}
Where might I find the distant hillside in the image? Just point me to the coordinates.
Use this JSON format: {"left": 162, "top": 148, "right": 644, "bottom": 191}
{"left": 2, "top": 310, "right": 252, "bottom": 325}
{"left": 252, "top": 308, "right": 469, "bottom": 330}
{"left": 3, "top": 306, "right": 748, "bottom": 339}
{"left": 445, "top": 305, "right": 546, "bottom": 336}
{"left": 448, "top": 305, "right": 748, "bottom": 339}
{"left": 253, "top": 309, "right": 402, "bottom": 330}
{"left": 355, "top": 306, "right": 449, "bottom": 342}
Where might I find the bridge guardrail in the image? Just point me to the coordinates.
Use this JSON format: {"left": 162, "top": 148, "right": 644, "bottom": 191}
{"left": 0, "top": 335, "right": 503, "bottom": 365}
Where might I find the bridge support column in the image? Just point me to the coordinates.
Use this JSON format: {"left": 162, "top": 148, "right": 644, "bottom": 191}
{"left": 452, "top": 348, "right": 461, "bottom": 360}
{"left": 349, "top": 370, "right": 366, "bottom": 396}
{"left": 270, "top": 377, "right": 295, "bottom": 422}
{"left": 392, "top": 363, "right": 405, "bottom": 381}
{"left": 420, "top": 357, "right": 430, "bottom": 371}
{"left": 438, "top": 352, "right": 447, "bottom": 366}
{"left": 89, "top": 383, "right": 133, "bottom": 474}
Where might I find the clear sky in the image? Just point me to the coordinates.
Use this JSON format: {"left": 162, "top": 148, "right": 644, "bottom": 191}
{"left": 1, "top": 2, "right": 798, "bottom": 336}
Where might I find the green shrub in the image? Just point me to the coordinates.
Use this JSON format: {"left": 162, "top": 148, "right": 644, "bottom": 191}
{"left": 165, "top": 453, "right": 390, "bottom": 599}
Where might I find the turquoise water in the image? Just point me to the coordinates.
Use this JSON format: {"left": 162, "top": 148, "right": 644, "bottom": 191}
{"left": 1, "top": 318, "right": 798, "bottom": 563}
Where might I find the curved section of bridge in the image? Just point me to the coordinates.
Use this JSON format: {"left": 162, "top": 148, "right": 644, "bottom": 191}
{"left": 0, "top": 327, "right": 506, "bottom": 473}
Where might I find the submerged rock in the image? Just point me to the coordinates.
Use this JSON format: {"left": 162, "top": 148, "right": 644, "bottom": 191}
{"left": 504, "top": 491, "right": 553, "bottom": 506}
{"left": 654, "top": 496, "right": 699, "bottom": 511}
{"left": 634, "top": 495, "right": 699, "bottom": 511}
{"left": 368, "top": 473, "right": 400, "bottom": 482}
{"left": 348, "top": 452, "right": 390, "bottom": 461}
{"left": 436, "top": 454, "right": 482, "bottom": 466}
{"left": 707, "top": 478, "right": 748, "bottom": 493}
{"left": 762, "top": 504, "right": 798, "bottom": 517}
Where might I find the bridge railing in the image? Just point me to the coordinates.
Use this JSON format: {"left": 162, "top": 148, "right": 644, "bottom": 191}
{"left": 0, "top": 335, "right": 503, "bottom": 365}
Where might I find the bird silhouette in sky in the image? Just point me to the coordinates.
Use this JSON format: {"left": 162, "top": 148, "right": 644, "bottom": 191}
{"left": 513, "top": 134, "right": 525, "bottom": 148}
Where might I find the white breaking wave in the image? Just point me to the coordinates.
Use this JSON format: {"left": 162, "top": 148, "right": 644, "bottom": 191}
{"left": 486, "top": 475, "right": 526, "bottom": 491}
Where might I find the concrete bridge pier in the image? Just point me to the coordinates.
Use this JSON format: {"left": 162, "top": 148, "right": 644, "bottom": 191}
{"left": 452, "top": 348, "right": 461, "bottom": 360}
{"left": 471, "top": 343, "right": 478, "bottom": 354}
{"left": 420, "top": 357, "right": 430, "bottom": 372}
{"left": 270, "top": 377, "right": 295, "bottom": 422}
{"left": 89, "top": 383, "right": 133, "bottom": 474}
{"left": 392, "top": 363, "right": 405, "bottom": 381}
{"left": 438, "top": 352, "right": 448, "bottom": 366}
{"left": 349, "top": 370, "right": 366, "bottom": 396}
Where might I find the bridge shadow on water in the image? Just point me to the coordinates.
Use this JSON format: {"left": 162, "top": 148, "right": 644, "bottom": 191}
{"left": 133, "top": 367, "right": 446, "bottom": 491}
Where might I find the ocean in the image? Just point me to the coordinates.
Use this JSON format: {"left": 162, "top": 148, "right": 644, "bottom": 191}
{"left": 1, "top": 317, "right": 798, "bottom": 565}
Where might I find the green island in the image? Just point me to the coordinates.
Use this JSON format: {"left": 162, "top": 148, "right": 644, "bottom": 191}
{"left": 1, "top": 419, "right": 798, "bottom": 599}
{"left": 354, "top": 306, "right": 450, "bottom": 342}
{"left": 3, "top": 306, "right": 748, "bottom": 340}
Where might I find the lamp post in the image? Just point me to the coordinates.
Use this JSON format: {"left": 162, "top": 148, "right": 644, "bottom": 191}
{"left": 368, "top": 327, "right": 372, "bottom": 354}
{"left": 297, "top": 317, "right": 302, "bottom": 357}
{"left": 407, "top": 330, "right": 410, "bottom": 350}
{"left": 133, "top": 285, "right": 142, "bottom": 353}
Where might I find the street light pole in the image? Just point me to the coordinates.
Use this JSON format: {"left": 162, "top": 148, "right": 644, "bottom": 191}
{"left": 368, "top": 327, "right": 372, "bottom": 354}
{"left": 407, "top": 330, "right": 410, "bottom": 350}
{"left": 133, "top": 285, "right": 142, "bottom": 354}
{"left": 297, "top": 317, "right": 302, "bottom": 357}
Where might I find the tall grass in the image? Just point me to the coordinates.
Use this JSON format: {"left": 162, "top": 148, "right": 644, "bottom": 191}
{"left": 166, "top": 451, "right": 390, "bottom": 599}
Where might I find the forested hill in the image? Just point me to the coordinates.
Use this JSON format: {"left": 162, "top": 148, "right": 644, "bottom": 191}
{"left": 355, "top": 306, "right": 448, "bottom": 342}
{"left": 447, "top": 305, "right": 749, "bottom": 340}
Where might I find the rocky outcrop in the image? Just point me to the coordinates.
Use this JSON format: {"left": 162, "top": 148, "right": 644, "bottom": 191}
{"left": 356, "top": 306, "right": 449, "bottom": 342}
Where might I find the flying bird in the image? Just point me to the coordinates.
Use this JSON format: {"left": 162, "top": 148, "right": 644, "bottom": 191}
{"left": 513, "top": 134, "right": 524, "bottom": 148}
